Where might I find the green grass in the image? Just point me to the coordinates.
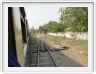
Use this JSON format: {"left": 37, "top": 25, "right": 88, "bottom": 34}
{"left": 49, "top": 36, "right": 63, "bottom": 44}
{"left": 64, "top": 38, "right": 88, "bottom": 56}
{"left": 48, "top": 35, "right": 88, "bottom": 57}
{"left": 63, "top": 38, "right": 88, "bottom": 50}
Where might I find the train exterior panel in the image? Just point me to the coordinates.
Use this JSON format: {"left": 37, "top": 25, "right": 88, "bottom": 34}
{"left": 12, "top": 7, "right": 25, "bottom": 66}
{"left": 8, "top": 7, "right": 29, "bottom": 67}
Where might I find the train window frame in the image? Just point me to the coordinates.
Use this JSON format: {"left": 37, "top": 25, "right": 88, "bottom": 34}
{"left": 2, "top": 1, "right": 94, "bottom": 73}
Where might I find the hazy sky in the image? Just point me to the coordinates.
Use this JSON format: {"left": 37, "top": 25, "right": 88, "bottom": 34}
{"left": 25, "top": 6, "right": 60, "bottom": 29}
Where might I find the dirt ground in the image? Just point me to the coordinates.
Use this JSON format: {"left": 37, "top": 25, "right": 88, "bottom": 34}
{"left": 60, "top": 44, "right": 88, "bottom": 67}
{"left": 40, "top": 34, "right": 88, "bottom": 67}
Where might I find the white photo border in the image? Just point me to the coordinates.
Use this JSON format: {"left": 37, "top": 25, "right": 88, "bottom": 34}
{"left": 0, "top": 2, "right": 2, "bottom": 72}
{"left": 94, "top": 0, "right": 96, "bottom": 72}
{"left": 2, "top": 0, "right": 94, "bottom": 3}
{"left": 2, "top": 1, "right": 94, "bottom": 73}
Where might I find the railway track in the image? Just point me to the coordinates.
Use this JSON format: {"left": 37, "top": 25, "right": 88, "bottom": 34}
{"left": 25, "top": 34, "right": 83, "bottom": 67}
{"left": 36, "top": 39, "right": 57, "bottom": 67}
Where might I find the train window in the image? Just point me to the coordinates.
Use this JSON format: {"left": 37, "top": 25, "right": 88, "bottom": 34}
{"left": 21, "top": 18, "right": 27, "bottom": 43}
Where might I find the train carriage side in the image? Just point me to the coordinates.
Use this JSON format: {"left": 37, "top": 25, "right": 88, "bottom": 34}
{"left": 8, "top": 7, "right": 29, "bottom": 67}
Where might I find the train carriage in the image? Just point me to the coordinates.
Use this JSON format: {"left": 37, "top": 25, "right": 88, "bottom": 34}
{"left": 8, "top": 7, "right": 29, "bottom": 67}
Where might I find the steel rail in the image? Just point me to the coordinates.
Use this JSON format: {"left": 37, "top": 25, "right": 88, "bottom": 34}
{"left": 44, "top": 44, "right": 58, "bottom": 67}
{"left": 37, "top": 39, "right": 40, "bottom": 67}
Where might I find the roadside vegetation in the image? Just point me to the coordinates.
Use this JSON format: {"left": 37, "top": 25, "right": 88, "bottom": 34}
{"left": 37, "top": 7, "right": 88, "bottom": 33}
{"left": 30, "top": 7, "right": 88, "bottom": 57}
{"left": 30, "top": 7, "right": 88, "bottom": 64}
{"left": 48, "top": 35, "right": 87, "bottom": 57}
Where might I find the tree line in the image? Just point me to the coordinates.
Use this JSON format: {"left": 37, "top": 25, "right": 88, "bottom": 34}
{"left": 32, "top": 7, "right": 88, "bottom": 33}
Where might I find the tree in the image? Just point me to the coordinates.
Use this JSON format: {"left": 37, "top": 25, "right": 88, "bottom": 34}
{"left": 38, "top": 21, "right": 59, "bottom": 33}
{"left": 59, "top": 7, "right": 88, "bottom": 32}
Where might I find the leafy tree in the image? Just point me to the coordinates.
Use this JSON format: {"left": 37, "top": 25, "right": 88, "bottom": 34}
{"left": 38, "top": 7, "right": 88, "bottom": 33}
{"left": 59, "top": 7, "right": 88, "bottom": 32}
{"left": 38, "top": 21, "right": 59, "bottom": 33}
